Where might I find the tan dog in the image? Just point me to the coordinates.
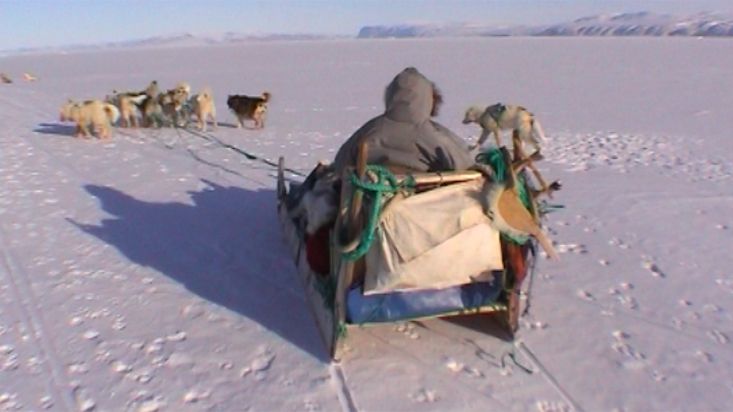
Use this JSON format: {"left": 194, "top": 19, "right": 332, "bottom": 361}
{"left": 159, "top": 88, "right": 190, "bottom": 127}
{"left": 59, "top": 100, "right": 120, "bottom": 139}
{"left": 174, "top": 82, "right": 191, "bottom": 98}
{"left": 119, "top": 94, "right": 143, "bottom": 127}
{"left": 463, "top": 104, "right": 546, "bottom": 152}
{"left": 23, "top": 72, "right": 38, "bottom": 82}
{"left": 107, "top": 92, "right": 145, "bottom": 128}
{"left": 190, "top": 88, "right": 217, "bottom": 131}
{"left": 144, "top": 80, "right": 160, "bottom": 98}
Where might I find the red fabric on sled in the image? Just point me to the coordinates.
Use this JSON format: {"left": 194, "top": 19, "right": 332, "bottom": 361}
{"left": 306, "top": 225, "right": 331, "bottom": 276}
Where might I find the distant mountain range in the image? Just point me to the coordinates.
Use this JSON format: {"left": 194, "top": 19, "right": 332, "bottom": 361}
{"left": 358, "top": 12, "right": 733, "bottom": 38}
{"left": 3, "top": 11, "right": 732, "bottom": 57}
{"left": 1, "top": 32, "right": 341, "bottom": 56}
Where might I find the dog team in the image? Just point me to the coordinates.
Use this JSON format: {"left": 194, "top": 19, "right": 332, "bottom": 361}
{"left": 57, "top": 79, "right": 547, "bottom": 167}
{"left": 59, "top": 79, "right": 271, "bottom": 139}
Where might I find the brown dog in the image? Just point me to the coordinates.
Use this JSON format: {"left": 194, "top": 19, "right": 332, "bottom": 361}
{"left": 137, "top": 80, "right": 164, "bottom": 127}
{"left": 227, "top": 91, "right": 270, "bottom": 129}
{"left": 159, "top": 87, "right": 190, "bottom": 127}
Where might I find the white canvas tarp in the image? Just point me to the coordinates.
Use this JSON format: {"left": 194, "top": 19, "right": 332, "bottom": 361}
{"left": 364, "top": 179, "right": 504, "bottom": 295}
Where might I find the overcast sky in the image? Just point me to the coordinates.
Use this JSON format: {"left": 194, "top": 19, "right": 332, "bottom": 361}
{"left": 1, "top": 0, "right": 732, "bottom": 50}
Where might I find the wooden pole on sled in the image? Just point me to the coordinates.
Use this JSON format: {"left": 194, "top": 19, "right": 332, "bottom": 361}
{"left": 332, "top": 142, "right": 368, "bottom": 360}
{"left": 399, "top": 170, "right": 483, "bottom": 186}
{"left": 504, "top": 130, "right": 549, "bottom": 335}
{"left": 276, "top": 157, "right": 286, "bottom": 199}
{"left": 511, "top": 130, "right": 551, "bottom": 198}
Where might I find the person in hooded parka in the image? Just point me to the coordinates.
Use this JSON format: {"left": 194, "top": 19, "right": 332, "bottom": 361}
{"left": 332, "top": 67, "right": 473, "bottom": 173}
{"left": 290, "top": 67, "right": 475, "bottom": 246}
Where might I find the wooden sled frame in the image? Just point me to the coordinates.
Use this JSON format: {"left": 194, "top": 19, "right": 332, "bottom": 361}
{"left": 277, "top": 144, "right": 537, "bottom": 361}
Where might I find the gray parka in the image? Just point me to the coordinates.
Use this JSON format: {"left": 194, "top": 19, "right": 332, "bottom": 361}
{"left": 332, "top": 67, "right": 473, "bottom": 173}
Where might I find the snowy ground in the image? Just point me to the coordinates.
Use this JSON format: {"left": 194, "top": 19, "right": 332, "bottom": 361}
{"left": 0, "top": 37, "right": 731, "bottom": 411}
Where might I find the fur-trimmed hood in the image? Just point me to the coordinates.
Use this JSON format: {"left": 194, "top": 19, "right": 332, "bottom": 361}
{"left": 332, "top": 67, "right": 472, "bottom": 173}
{"left": 384, "top": 67, "right": 440, "bottom": 124}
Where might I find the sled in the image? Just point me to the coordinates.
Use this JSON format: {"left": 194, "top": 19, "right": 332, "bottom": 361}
{"left": 277, "top": 142, "right": 541, "bottom": 360}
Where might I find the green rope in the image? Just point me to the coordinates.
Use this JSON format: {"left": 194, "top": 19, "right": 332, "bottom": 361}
{"left": 476, "top": 149, "right": 508, "bottom": 182}
{"left": 313, "top": 273, "right": 336, "bottom": 311}
{"left": 336, "top": 322, "right": 348, "bottom": 339}
{"left": 476, "top": 148, "right": 531, "bottom": 209}
{"left": 341, "top": 165, "right": 414, "bottom": 261}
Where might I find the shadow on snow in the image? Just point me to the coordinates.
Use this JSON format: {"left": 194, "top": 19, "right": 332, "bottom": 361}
{"left": 69, "top": 179, "right": 329, "bottom": 362}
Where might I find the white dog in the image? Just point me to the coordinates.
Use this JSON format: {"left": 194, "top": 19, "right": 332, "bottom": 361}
{"left": 189, "top": 88, "right": 217, "bottom": 131}
{"left": 463, "top": 104, "right": 546, "bottom": 151}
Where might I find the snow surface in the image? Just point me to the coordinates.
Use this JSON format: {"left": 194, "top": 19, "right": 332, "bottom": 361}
{"left": 0, "top": 37, "right": 732, "bottom": 411}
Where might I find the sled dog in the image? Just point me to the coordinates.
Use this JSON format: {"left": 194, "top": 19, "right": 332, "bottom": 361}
{"left": 59, "top": 99, "right": 120, "bottom": 139}
{"left": 227, "top": 92, "right": 270, "bottom": 129}
{"left": 463, "top": 104, "right": 546, "bottom": 151}
{"left": 190, "top": 88, "right": 217, "bottom": 131}
{"left": 107, "top": 92, "right": 146, "bottom": 128}
{"left": 159, "top": 86, "right": 191, "bottom": 127}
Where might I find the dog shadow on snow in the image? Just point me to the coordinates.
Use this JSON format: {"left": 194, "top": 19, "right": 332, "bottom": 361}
{"left": 68, "top": 180, "right": 331, "bottom": 362}
{"left": 34, "top": 122, "right": 76, "bottom": 137}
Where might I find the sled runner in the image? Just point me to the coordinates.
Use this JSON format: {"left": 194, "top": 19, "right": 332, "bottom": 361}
{"left": 277, "top": 141, "right": 547, "bottom": 360}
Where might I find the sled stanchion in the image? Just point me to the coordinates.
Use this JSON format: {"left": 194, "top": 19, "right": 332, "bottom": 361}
{"left": 349, "top": 142, "right": 369, "bottom": 230}
{"left": 277, "top": 156, "right": 339, "bottom": 359}
{"left": 277, "top": 156, "right": 285, "bottom": 198}
{"left": 512, "top": 130, "right": 551, "bottom": 201}
{"left": 504, "top": 242, "right": 529, "bottom": 336}
{"left": 329, "top": 168, "right": 352, "bottom": 359}
{"left": 333, "top": 142, "right": 368, "bottom": 360}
